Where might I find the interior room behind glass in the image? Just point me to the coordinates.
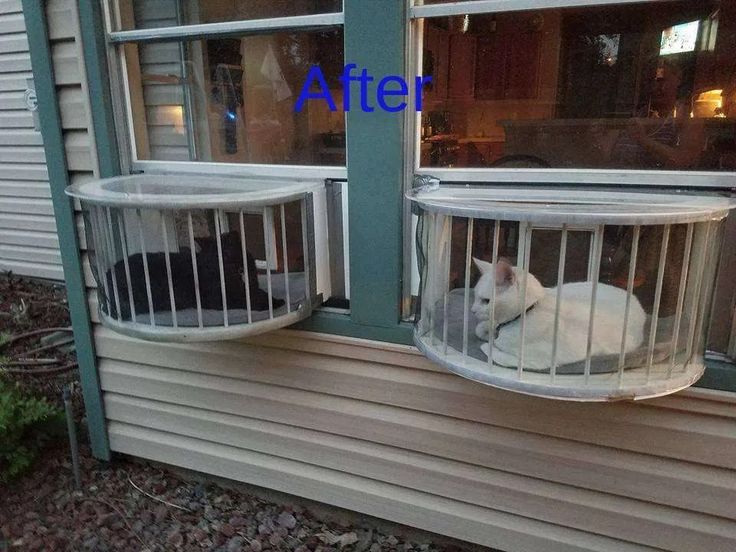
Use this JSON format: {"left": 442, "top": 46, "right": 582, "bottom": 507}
{"left": 419, "top": 0, "right": 736, "bottom": 171}
{"left": 116, "top": 0, "right": 345, "bottom": 165}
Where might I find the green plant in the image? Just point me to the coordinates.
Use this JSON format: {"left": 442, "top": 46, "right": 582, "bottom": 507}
{"left": 0, "top": 379, "right": 64, "bottom": 482}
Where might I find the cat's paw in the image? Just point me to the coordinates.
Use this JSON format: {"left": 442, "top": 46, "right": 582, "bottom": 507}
{"left": 475, "top": 321, "right": 490, "bottom": 340}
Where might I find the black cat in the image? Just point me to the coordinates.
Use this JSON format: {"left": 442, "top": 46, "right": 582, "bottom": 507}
{"left": 104, "top": 231, "right": 284, "bottom": 320}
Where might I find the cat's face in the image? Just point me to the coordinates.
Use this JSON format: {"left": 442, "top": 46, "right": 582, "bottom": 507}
{"left": 471, "top": 258, "right": 542, "bottom": 325}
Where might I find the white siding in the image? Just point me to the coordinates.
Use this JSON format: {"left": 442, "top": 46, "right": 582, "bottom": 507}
{"left": 0, "top": 0, "right": 61, "bottom": 279}
{"left": 47, "top": 1, "right": 736, "bottom": 551}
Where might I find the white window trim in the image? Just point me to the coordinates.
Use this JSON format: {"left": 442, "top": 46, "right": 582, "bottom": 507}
{"left": 102, "top": 0, "right": 347, "bottom": 179}
{"left": 411, "top": 0, "right": 660, "bottom": 19}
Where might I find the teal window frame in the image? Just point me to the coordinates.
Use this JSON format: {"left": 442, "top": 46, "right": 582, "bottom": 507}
{"left": 42, "top": 0, "right": 735, "bottom": 391}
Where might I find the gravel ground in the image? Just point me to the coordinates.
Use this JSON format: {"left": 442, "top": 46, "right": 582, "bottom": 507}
{"left": 1, "top": 273, "right": 475, "bottom": 552}
{"left": 1, "top": 443, "right": 463, "bottom": 552}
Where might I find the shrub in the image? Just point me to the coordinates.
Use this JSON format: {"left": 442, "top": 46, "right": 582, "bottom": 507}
{"left": 0, "top": 379, "right": 64, "bottom": 482}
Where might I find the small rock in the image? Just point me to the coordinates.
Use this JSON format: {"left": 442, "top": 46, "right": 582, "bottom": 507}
{"left": 220, "top": 523, "right": 236, "bottom": 538}
{"left": 250, "top": 538, "right": 263, "bottom": 552}
{"left": 340, "top": 532, "right": 359, "bottom": 547}
{"left": 277, "top": 512, "right": 297, "bottom": 530}
{"left": 370, "top": 544, "right": 381, "bottom": 552}
{"left": 386, "top": 535, "right": 399, "bottom": 546}
{"left": 191, "top": 528, "right": 208, "bottom": 543}
{"left": 229, "top": 515, "right": 247, "bottom": 528}
{"left": 226, "top": 535, "right": 246, "bottom": 552}
{"left": 204, "top": 505, "right": 217, "bottom": 520}
{"left": 167, "top": 530, "right": 184, "bottom": 548}
{"left": 154, "top": 504, "right": 168, "bottom": 523}
{"left": 269, "top": 533, "right": 283, "bottom": 548}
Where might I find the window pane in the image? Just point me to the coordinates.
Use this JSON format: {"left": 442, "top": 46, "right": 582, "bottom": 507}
{"left": 117, "top": 0, "right": 342, "bottom": 30}
{"left": 123, "top": 28, "right": 345, "bottom": 165}
{"left": 418, "top": 0, "right": 736, "bottom": 171}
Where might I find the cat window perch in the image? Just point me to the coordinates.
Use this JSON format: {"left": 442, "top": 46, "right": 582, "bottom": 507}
{"left": 67, "top": 174, "right": 327, "bottom": 342}
{"left": 409, "top": 181, "right": 735, "bottom": 401}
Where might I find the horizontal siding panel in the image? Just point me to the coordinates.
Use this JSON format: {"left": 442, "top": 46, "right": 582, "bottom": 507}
{"left": 0, "top": 147, "right": 45, "bottom": 164}
{"left": 0, "top": 33, "right": 27, "bottom": 55}
{"left": 58, "top": 86, "right": 88, "bottom": 129}
{"left": 0, "top": 90, "right": 27, "bottom": 110}
{"left": 140, "top": 43, "right": 182, "bottom": 66}
{"left": 0, "top": 213, "right": 56, "bottom": 233}
{"left": 0, "top": 52, "right": 29, "bottom": 73}
{"left": 0, "top": 110, "right": 34, "bottom": 129}
{"left": 0, "top": 243, "right": 61, "bottom": 264}
{"left": 0, "top": 72, "right": 31, "bottom": 92}
{"left": 94, "top": 331, "right": 736, "bottom": 471}
{"left": 0, "top": 12, "right": 24, "bottom": 33}
{"left": 108, "top": 423, "right": 657, "bottom": 552}
{"left": 103, "top": 393, "right": 735, "bottom": 552}
{"left": 0, "top": 1, "right": 21, "bottom": 15}
{"left": 93, "top": 336, "right": 736, "bottom": 521}
{"left": 147, "top": 125, "right": 188, "bottom": 147}
{"left": 143, "top": 83, "right": 184, "bottom": 106}
{"left": 0, "top": 258, "right": 63, "bottom": 279}
{"left": 0, "top": 180, "right": 50, "bottom": 197}
{"left": 51, "top": 41, "right": 81, "bottom": 85}
{"left": 0, "top": 229, "right": 58, "bottom": 249}
{"left": 148, "top": 146, "right": 191, "bottom": 161}
{"left": 0, "top": 129, "right": 42, "bottom": 145}
{"left": 0, "top": 197, "right": 54, "bottom": 216}
{"left": 0, "top": 163, "right": 47, "bottom": 180}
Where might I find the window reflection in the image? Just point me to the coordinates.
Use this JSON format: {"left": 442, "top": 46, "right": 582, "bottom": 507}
{"left": 419, "top": 1, "right": 736, "bottom": 171}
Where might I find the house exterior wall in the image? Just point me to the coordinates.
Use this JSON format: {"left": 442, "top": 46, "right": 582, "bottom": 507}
{"left": 0, "top": 0, "right": 62, "bottom": 279}
{"left": 38, "top": 1, "right": 736, "bottom": 551}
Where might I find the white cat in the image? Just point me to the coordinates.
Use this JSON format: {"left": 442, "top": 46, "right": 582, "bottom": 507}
{"left": 472, "top": 258, "right": 646, "bottom": 371}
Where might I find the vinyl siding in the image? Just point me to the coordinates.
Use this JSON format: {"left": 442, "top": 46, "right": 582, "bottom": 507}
{"left": 0, "top": 0, "right": 61, "bottom": 279}
{"left": 46, "top": 1, "right": 736, "bottom": 551}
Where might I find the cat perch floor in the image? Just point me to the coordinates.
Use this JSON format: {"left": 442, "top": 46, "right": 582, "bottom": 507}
{"left": 416, "top": 288, "right": 704, "bottom": 401}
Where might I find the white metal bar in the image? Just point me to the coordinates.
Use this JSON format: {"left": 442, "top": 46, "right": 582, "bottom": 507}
{"left": 131, "top": 160, "right": 347, "bottom": 181}
{"left": 584, "top": 225, "right": 604, "bottom": 382}
{"left": 91, "top": 207, "right": 112, "bottom": 317}
{"left": 416, "top": 167, "right": 736, "bottom": 191}
{"left": 160, "top": 213, "right": 178, "bottom": 328}
{"left": 411, "top": 0, "right": 663, "bottom": 19}
{"left": 214, "top": 210, "right": 229, "bottom": 327}
{"left": 135, "top": 209, "right": 155, "bottom": 326}
{"left": 442, "top": 216, "right": 452, "bottom": 355}
{"left": 102, "top": 207, "right": 122, "bottom": 321}
{"left": 684, "top": 223, "right": 713, "bottom": 365}
{"left": 462, "top": 218, "right": 474, "bottom": 359}
{"left": 550, "top": 225, "right": 567, "bottom": 382}
{"left": 300, "top": 198, "right": 312, "bottom": 304}
{"left": 668, "top": 224, "right": 694, "bottom": 377}
{"left": 109, "top": 12, "right": 345, "bottom": 43}
{"left": 187, "top": 212, "right": 203, "bottom": 328}
{"left": 280, "top": 204, "right": 291, "bottom": 313}
{"left": 487, "top": 220, "right": 500, "bottom": 369}
{"left": 517, "top": 224, "right": 532, "bottom": 378}
{"left": 263, "top": 207, "right": 275, "bottom": 319}
{"left": 617, "top": 226, "right": 640, "bottom": 387}
{"left": 645, "top": 225, "right": 671, "bottom": 381}
{"left": 690, "top": 222, "right": 720, "bottom": 365}
{"left": 239, "top": 211, "right": 253, "bottom": 323}
{"left": 116, "top": 210, "right": 136, "bottom": 321}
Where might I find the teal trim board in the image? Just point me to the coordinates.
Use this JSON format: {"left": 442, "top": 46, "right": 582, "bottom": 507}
{"left": 78, "top": 0, "right": 121, "bottom": 178}
{"left": 343, "top": 0, "right": 407, "bottom": 329}
{"left": 22, "top": 0, "right": 111, "bottom": 460}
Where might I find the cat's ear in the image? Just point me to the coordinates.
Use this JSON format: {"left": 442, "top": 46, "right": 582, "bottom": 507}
{"left": 495, "top": 259, "right": 515, "bottom": 286}
{"left": 473, "top": 257, "right": 494, "bottom": 274}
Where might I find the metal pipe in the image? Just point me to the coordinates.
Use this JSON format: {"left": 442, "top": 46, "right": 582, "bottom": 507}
{"left": 263, "top": 207, "right": 275, "bottom": 319}
{"left": 517, "top": 224, "right": 532, "bottom": 378}
{"left": 300, "top": 198, "right": 312, "bottom": 304}
{"left": 117, "top": 210, "right": 136, "bottom": 321}
{"left": 462, "top": 218, "right": 474, "bottom": 360}
{"left": 584, "top": 225, "right": 604, "bottom": 382}
{"left": 646, "top": 224, "right": 671, "bottom": 381}
{"left": 668, "top": 223, "right": 694, "bottom": 377}
{"left": 214, "top": 210, "right": 229, "bottom": 326}
{"left": 487, "top": 220, "right": 500, "bottom": 369}
{"left": 135, "top": 209, "right": 155, "bottom": 325}
{"left": 63, "top": 385, "right": 81, "bottom": 490}
{"left": 442, "top": 216, "right": 452, "bottom": 355}
{"left": 187, "top": 211, "right": 203, "bottom": 328}
{"left": 103, "top": 207, "right": 122, "bottom": 321}
{"left": 239, "top": 210, "right": 253, "bottom": 323}
{"left": 550, "top": 225, "right": 567, "bottom": 382}
{"left": 160, "top": 213, "right": 178, "bottom": 328}
{"left": 618, "top": 225, "right": 640, "bottom": 387}
{"left": 90, "top": 207, "right": 111, "bottom": 317}
{"left": 280, "top": 204, "right": 291, "bottom": 313}
{"left": 684, "top": 222, "right": 712, "bottom": 365}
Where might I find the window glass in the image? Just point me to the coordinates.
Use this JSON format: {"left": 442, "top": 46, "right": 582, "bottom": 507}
{"left": 116, "top": 0, "right": 342, "bottom": 30}
{"left": 418, "top": 0, "right": 736, "bottom": 171}
{"left": 123, "top": 28, "right": 345, "bottom": 165}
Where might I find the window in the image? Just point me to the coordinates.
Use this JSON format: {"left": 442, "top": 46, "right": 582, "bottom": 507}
{"left": 412, "top": 0, "right": 736, "bottom": 179}
{"left": 108, "top": 0, "right": 346, "bottom": 169}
